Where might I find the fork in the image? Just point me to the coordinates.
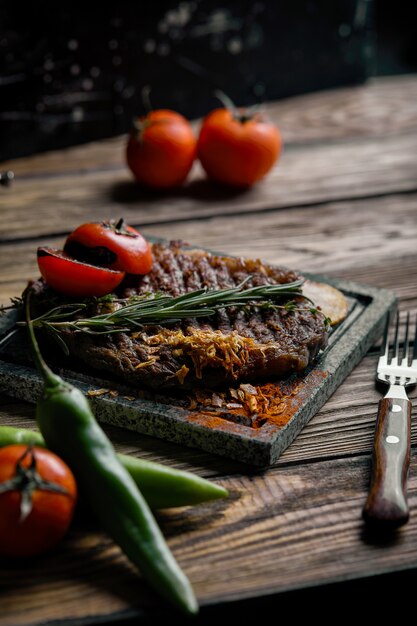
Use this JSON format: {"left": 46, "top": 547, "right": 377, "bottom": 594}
{"left": 362, "top": 311, "right": 417, "bottom": 528}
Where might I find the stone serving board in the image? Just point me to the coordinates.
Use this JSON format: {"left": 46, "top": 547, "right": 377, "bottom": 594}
{"left": 0, "top": 273, "right": 396, "bottom": 467}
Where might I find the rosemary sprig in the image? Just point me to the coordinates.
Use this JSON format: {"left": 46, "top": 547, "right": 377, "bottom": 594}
{"left": 19, "top": 278, "right": 325, "bottom": 340}
{"left": 0, "top": 296, "right": 23, "bottom": 312}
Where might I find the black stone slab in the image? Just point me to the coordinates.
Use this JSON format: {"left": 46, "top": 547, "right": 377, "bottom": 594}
{"left": 0, "top": 271, "right": 396, "bottom": 466}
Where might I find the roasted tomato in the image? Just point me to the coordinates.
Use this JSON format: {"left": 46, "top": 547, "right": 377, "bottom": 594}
{"left": 0, "top": 445, "right": 77, "bottom": 557}
{"left": 126, "top": 110, "right": 196, "bottom": 188}
{"left": 37, "top": 247, "right": 125, "bottom": 297}
{"left": 64, "top": 218, "right": 153, "bottom": 275}
{"left": 197, "top": 106, "right": 282, "bottom": 187}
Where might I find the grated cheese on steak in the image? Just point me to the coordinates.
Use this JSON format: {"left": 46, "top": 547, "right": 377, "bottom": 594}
{"left": 31, "top": 241, "right": 328, "bottom": 390}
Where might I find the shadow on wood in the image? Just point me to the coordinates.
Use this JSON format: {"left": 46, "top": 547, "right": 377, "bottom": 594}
{"left": 109, "top": 179, "right": 250, "bottom": 207}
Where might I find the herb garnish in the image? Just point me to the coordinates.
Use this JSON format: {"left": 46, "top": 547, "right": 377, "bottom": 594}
{"left": 12, "top": 278, "right": 329, "bottom": 352}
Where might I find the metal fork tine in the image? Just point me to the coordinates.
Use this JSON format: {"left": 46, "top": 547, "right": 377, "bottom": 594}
{"left": 392, "top": 310, "right": 400, "bottom": 365}
{"left": 379, "top": 312, "right": 391, "bottom": 363}
{"left": 403, "top": 311, "right": 410, "bottom": 366}
{"left": 412, "top": 312, "right": 417, "bottom": 365}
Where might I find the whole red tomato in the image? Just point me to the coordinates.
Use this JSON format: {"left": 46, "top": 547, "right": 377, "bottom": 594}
{"left": 197, "top": 107, "right": 282, "bottom": 187}
{"left": 126, "top": 110, "right": 196, "bottom": 189}
{"left": 37, "top": 247, "right": 126, "bottom": 297}
{"left": 64, "top": 219, "right": 153, "bottom": 275}
{"left": 0, "top": 445, "right": 77, "bottom": 557}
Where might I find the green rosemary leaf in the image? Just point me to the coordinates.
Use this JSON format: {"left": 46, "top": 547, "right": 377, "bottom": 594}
{"left": 79, "top": 327, "right": 132, "bottom": 336}
{"left": 26, "top": 277, "right": 324, "bottom": 338}
{"left": 43, "top": 323, "right": 70, "bottom": 356}
{"left": 33, "top": 303, "right": 88, "bottom": 322}
{"left": 284, "top": 301, "right": 297, "bottom": 311}
{"left": 0, "top": 296, "right": 24, "bottom": 313}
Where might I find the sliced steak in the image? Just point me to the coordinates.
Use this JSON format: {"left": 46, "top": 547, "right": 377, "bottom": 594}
{"left": 31, "top": 242, "right": 328, "bottom": 390}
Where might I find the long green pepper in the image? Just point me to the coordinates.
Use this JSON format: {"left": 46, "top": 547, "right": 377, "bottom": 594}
{"left": 26, "top": 298, "right": 198, "bottom": 615}
{"left": 0, "top": 426, "right": 227, "bottom": 510}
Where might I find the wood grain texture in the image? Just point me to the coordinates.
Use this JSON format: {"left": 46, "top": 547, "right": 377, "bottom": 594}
{"left": 1, "top": 131, "right": 417, "bottom": 241}
{"left": 1, "top": 192, "right": 417, "bottom": 307}
{"left": 1, "top": 75, "right": 417, "bottom": 176}
{"left": 1, "top": 75, "right": 417, "bottom": 625}
{"left": 1, "top": 450, "right": 417, "bottom": 626}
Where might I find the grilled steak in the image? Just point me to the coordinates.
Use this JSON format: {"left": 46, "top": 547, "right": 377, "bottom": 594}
{"left": 31, "top": 241, "right": 328, "bottom": 390}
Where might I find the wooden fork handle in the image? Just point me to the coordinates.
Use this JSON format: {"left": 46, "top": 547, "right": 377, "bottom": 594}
{"left": 363, "top": 396, "right": 411, "bottom": 528}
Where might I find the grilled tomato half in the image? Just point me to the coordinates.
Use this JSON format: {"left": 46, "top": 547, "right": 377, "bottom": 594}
{"left": 64, "top": 219, "right": 153, "bottom": 275}
{"left": 37, "top": 247, "right": 125, "bottom": 297}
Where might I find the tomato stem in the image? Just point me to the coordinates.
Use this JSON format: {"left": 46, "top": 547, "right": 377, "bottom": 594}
{"left": 214, "top": 89, "right": 260, "bottom": 124}
{"left": 111, "top": 218, "right": 137, "bottom": 237}
{"left": 0, "top": 445, "right": 71, "bottom": 522}
{"left": 214, "top": 89, "right": 237, "bottom": 113}
{"left": 132, "top": 117, "right": 149, "bottom": 142}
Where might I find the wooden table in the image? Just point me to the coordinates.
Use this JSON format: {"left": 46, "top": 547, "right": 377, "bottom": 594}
{"left": 1, "top": 75, "right": 417, "bottom": 626}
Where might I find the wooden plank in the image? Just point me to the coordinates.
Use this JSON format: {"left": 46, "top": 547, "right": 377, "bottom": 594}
{"left": 1, "top": 131, "right": 417, "bottom": 241}
{"left": 1, "top": 192, "right": 416, "bottom": 306}
{"left": 1, "top": 351, "right": 416, "bottom": 473}
{"left": 1, "top": 450, "right": 417, "bottom": 626}
{"left": 1, "top": 76, "right": 417, "bottom": 177}
{"left": 0, "top": 76, "right": 416, "bottom": 626}
{"left": 260, "top": 75, "right": 417, "bottom": 144}
{"left": 143, "top": 193, "right": 417, "bottom": 276}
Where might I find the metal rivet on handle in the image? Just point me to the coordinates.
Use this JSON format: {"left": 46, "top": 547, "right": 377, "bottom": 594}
{"left": 392, "top": 404, "right": 402, "bottom": 412}
{"left": 386, "top": 435, "right": 400, "bottom": 444}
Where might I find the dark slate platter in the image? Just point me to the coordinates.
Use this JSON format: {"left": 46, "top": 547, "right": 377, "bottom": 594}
{"left": 0, "top": 271, "right": 396, "bottom": 467}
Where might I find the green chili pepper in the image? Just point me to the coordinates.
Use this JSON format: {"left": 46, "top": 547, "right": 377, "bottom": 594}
{"left": 25, "top": 297, "right": 198, "bottom": 615}
{"left": 0, "top": 426, "right": 228, "bottom": 509}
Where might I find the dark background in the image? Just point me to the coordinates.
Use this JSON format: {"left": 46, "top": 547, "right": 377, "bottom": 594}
{"left": 0, "top": 0, "right": 415, "bottom": 161}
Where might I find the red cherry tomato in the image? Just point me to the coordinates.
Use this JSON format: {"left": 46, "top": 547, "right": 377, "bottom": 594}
{"left": 64, "top": 219, "right": 153, "bottom": 275}
{"left": 0, "top": 445, "right": 77, "bottom": 557}
{"left": 37, "top": 247, "right": 125, "bottom": 297}
{"left": 126, "top": 110, "right": 196, "bottom": 189}
{"left": 197, "top": 107, "right": 282, "bottom": 187}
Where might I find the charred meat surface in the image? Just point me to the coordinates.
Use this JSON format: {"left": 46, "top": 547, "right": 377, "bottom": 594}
{"left": 30, "top": 242, "right": 328, "bottom": 390}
